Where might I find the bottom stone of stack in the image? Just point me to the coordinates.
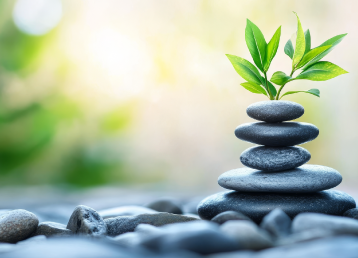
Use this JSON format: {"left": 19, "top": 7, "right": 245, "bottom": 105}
{"left": 197, "top": 190, "right": 356, "bottom": 223}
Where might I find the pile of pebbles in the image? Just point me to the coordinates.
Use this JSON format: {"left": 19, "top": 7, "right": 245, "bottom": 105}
{"left": 197, "top": 101, "right": 356, "bottom": 222}
{"left": 0, "top": 197, "right": 358, "bottom": 257}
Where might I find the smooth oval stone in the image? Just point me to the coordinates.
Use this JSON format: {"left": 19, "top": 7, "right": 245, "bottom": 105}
{"left": 240, "top": 146, "right": 311, "bottom": 171}
{"left": 247, "top": 100, "right": 304, "bottom": 122}
{"left": 235, "top": 122, "right": 319, "bottom": 147}
{"left": 218, "top": 165, "right": 342, "bottom": 193}
{"left": 197, "top": 190, "right": 356, "bottom": 223}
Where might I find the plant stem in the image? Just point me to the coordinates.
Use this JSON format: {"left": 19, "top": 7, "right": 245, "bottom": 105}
{"left": 264, "top": 72, "right": 273, "bottom": 100}
{"left": 275, "top": 70, "right": 295, "bottom": 100}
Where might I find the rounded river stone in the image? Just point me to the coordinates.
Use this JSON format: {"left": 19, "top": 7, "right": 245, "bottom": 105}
{"left": 240, "top": 146, "right": 311, "bottom": 171}
{"left": 218, "top": 164, "right": 342, "bottom": 193}
{"left": 247, "top": 100, "right": 304, "bottom": 123}
{"left": 235, "top": 122, "right": 319, "bottom": 147}
{"left": 197, "top": 190, "right": 356, "bottom": 223}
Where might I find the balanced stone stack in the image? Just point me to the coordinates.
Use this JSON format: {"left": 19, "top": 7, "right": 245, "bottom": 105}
{"left": 198, "top": 101, "right": 356, "bottom": 223}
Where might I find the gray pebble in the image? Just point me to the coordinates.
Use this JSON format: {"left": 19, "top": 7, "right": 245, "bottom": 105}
{"left": 0, "top": 209, "right": 39, "bottom": 243}
{"left": 34, "top": 222, "right": 73, "bottom": 237}
{"left": 247, "top": 100, "right": 304, "bottom": 123}
{"left": 146, "top": 198, "right": 183, "bottom": 214}
{"left": 240, "top": 146, "right": 311, "bottom": 171}
{"left": 235, "top": 122, "right": 319, "bottom": 147}
{"left": 343, "top": 208, "right": 358, "bottom": 220}
{"left": 197, "top": 190, "right": 355, "bottom": 223}
{"left": 140, "top": 220, "right": 240, "bottom": 255}
{"left": 292, "top": 213, "right": 358, "bottom": 236}
{"left": 98, "top": 206, "right": 157, "bottom": 219}
{"left": 67, "top": 205, "right": 107, "bottom": 237}
{"left": 221, "top": 220, "right": 273, "bottom": 250}
{"left": 218, "top": 165, "right": 342, "bottom": 193}
{"left": 212, "top": 211, "right": 252, "bottom": 225}
{"left": 276, "top": 229, "right": 335, "bottom": 246}
{"left": 105, "top": 212, "right": 198, "bottom": 236}
{"left": 260, "top": 209, "right": 291, "bottom": 238}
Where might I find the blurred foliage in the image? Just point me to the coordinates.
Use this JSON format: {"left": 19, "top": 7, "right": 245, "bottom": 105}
{"left": 0, "top": 1, "right": 132, "bottom": 187}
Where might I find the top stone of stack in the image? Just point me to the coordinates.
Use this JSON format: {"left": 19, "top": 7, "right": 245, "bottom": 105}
{"left": 247, "top": 101, "right": 304, "bottom": 123}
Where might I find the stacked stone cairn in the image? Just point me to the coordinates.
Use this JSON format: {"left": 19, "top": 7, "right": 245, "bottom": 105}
{"left": 198, "top": 101, "right": 356, "bottom": 223}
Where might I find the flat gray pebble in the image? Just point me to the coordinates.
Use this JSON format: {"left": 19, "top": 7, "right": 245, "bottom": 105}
{"left": 67, "top": 205, "right": 107, "bottom": 237}
{"left": 218, "top": 165, "right": 342, "bottom": 193}
{"left": 221, "top": 220, "right": 273, "bottom": 250}
{"left": 247, "top": 100, "right": 304, "bottom": 123}
{"left": 212, "top": 211, "right": 252, "bottom": 225}
{"left": 105, "top": 212, "right": 198, "bottom": 236}
{"left": 34, "top": 222, "right": 73, "bottom": 237}
{"left": 0, "top": 209, "right": 39, "bottom": 243}
{"left": 146, "top": 198, "right": 183, "bottom": 214}
{"left": 235, "top": 122, "right": 319, "bottom": 147}
{"left": 240, "top": 146, "right": 311, "bottom": 171}
{"left": 99, "top": 206, "right": 157, "bottom": 219}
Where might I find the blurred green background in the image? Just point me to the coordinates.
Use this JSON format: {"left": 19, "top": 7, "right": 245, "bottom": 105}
{"left": 0, "top": 0, "right": 357, "bottom": 193}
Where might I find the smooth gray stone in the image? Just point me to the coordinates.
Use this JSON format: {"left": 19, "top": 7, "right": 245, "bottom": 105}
{"left": 208, "top": 236, "right": 358, "bottom": 258}
{"left": 218, "top": 165, "right": 342, "bottom": 193}
{"left": 276, "top": 229, "right": 335, "bottom": 246}
{"left": 0, "top": 209, "right": 39, "bottom": 243}
{"left": 240, "top": 146, "right": 311, "bottom": 171}
{"left": 235, "top": 122, "right": 319, "bottom": 147}
{"left": 212, "top": 211, "right": 252, "bottom": 225}
{"left": 197, "top": 190, "right": 356, "bottom": 223}
{"left": 34, "top": 222, "right": 73, "bottom": 237}
{"left": 67, "top": 205, "right": 107, "bottom": 237}
{"left": 99, "top": 206, "right": 157, "bottom": 219}
{"left": 292, "top": 213, "right": 358, "bottom": 235}
{"left": 260, "top": 209, "right": 291, "bottom": 238}
{"left": 0, "top": 243, "right": 16, "bottom": 254}
{"left": 146, "top": 198, "right": 183, "bottom": 214}
{"left": 247, "top": 101, "right": 304, "bottom": 123}
{"left": 140, "top": 221, "right": 240, "bottom": 255}
{"left": 17, "top": 235, "right": 47, "bottom": 245}
{"left": 221, "top": 221, "right": 273, "bottom": 250}
{"left": 105, "top": 212, "right": 198, "bottom": 236}
{"left": 343, "top": 208, "right": 358, "bottom": 220}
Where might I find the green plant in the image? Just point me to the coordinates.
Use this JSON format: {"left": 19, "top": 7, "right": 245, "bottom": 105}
{"left": 227, "top": 12, "right": 348, "bottom": 100}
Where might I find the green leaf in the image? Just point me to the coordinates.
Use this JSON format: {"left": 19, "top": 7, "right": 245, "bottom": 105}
{"left": 264, "top": 26, "right": 281, "bottom": 72}
{"left": 267, "top": 81, "right": 277, "bottom": 97}
{"left": 296, "top": 45, "right": 331, "bottom": 69}
{"left": 226, "top": 54, "right": 264, "bottom": 85}
{"left": 304, "top": 29, "right": 311, "bottom": 55}
{"left": 284, "top": 39, "right": 294, "bottom": 59}
{"left": 240, "top": 82, "right": 267, "bottom": 96}
{"left": 245, "top": 19, "right": 267, "bottom": 72}
{"left": 302, "top": 33, "right": 347, "bottom": 69}
{"left": 292, "top": 12, "right": 306, "bottom": 68}
{"left": 296, "top": 61, "right": 348, "bottom": 81}
{"left": 270, "top": 71, "right": 293, "bottom": 85}
{"left": 280, "top": 89, "right": 320, "bottom": 99}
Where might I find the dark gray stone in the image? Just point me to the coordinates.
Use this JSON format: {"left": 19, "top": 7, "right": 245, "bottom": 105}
{"left": 146, "top": 198, "right": 183, "bottom": 214}
{"left": 0, "top": 209, "right": 39, "bottom": 243}
{"left": 240, "top": 146, "right": 311, "bottom": 171}
{"left": 221, "top": 220, "right": 273, "bottom": 250}
{"left": 292, "top": 213, "right": 358, "bottom": 235}
{"left": 218, "top": 165, "right": 342, "bottom": 193}
{"left": 67, "top": 205, "right": 107, "bottom": 237}
{"left": 99, "top": 206, "right": 157, "bottom": 219}
{"left": 260, "top": 209, "right": 291, "bottom": 238}
{"left": 212, "top": 211, "right": 252, "bottom": 225}
{"left": 105, "top": 212, "right": 198, "bottom": 236}
{"left": 197, "top": 190, "right": 355, "bottom": 223}
{"left": 343, "top": 208, "right": 358, "bottom": 220}
{"left": 235, "top": 122, "right": 319, "bottom": 147}
{"left": 34, "top": 222, "right": 73, "bottom": 237}
{"left": 246, "top": 100, "right": 304, "bottom": 123}
{"left": 140, "top": 220, "right": 240, "bottom": 255}
{"left": 208, "top": 236, "right": 358, "bottom": 258}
